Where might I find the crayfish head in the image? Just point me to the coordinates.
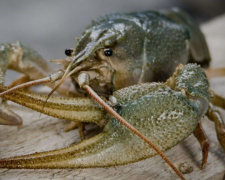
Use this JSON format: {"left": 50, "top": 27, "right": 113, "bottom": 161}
{"left": 59, "top": 17, "right": 147, "bottom": 96}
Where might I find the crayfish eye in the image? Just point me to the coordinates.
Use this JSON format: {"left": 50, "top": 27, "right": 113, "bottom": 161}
{"left": 104, "top": 48, "right": 113, "bottom": 56}
{"left": 65, "top": 49, "right": 73, "bottom": 56}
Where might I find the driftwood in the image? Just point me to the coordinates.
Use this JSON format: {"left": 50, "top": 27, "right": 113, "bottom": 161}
{"left": 0, "top": 14, "right": 225, "bottom": 180}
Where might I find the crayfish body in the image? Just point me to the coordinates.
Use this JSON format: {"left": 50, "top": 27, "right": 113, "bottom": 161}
{"left": 1, "top": 8, "right": 225, "bottom": 180}
{"left": 0, "top": 8, "right": 210, "bottom": 126}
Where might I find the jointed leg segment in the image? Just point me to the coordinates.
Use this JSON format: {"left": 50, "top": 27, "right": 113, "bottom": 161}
{"left": 206, "top": 103, "right": 225, "bottom": 151}
{"left": 193, "top": 121, "right": 209, "bottom": 169}
{"left": 210, "top": 91, "right": 225, "bottom": 109}
{"left": 205, "top": 67, "right": 225, "bottom": 78}
{"left": 0, "top": 99, "right": 22, "bottom": 126}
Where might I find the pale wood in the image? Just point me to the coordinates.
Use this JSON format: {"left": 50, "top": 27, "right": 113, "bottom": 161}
{"left": 0, "top": 14, "right": 225, "bottom": 180}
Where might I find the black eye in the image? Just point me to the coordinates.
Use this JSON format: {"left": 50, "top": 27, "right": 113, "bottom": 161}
{"left": 104, "top": 48, "right": 113, "bottom": 56}
{"left": 65, "top": 49, "right": 73, "bottom": 56}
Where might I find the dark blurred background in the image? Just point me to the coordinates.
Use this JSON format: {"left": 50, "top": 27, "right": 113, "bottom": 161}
{"left": 0, "top": 0, "right": 224, "bottom": 83}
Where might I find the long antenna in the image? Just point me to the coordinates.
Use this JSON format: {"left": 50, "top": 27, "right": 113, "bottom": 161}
{"left": 0, "top": 70, "right": 64, "bottom": 97}
{"left": 46, "top": 63, "right": 73, "bottom": 100}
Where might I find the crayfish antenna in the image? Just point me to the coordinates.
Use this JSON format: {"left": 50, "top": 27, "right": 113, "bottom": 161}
{"left": 0, "top": 78, "right": 49, "bottom": 97}
{"left": 45, "top": 59, "right": 88, "bottom": 103}
{"left": 83, "top": 85, "right": 185, "bottom": 180}
{"left": 50, "top": 58, "right": 71, "bottom": 67}
{"left": 42, "top": 59, "right": 91, "bottom": 116}
{"left": 45, "top": 63, "right": 73, "bottom": 102}
{"left": 0, "top": 70, "right": 64, "bottom": 97}
{"left": 41, "top": 62, "right": 74, "bottom": 113}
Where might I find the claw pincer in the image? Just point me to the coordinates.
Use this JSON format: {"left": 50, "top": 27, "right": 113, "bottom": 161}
{"left": 0, "top": 64, "right": 210, "bottom": 169}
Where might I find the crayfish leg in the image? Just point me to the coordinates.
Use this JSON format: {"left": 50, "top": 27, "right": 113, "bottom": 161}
{"left": 205, "top": 67, "right": 225, "bottom": 78}
{"left": 78, "top": 122, "right": 85, "bottom": 140}
{"left": 193, "top": 121, "right": 209, "bottom": 169}
{"left": 65, "top": 122, "right": 85, "bottom": 141}
{"left": 210, "top": 90, "right": 225, "bottom": 109}
{"left": 65, "top": 121, "right": 78, "bottom": 132}
{"left": 8, "top": 75, "right": 31, "bottom": 88}
{"left": 0, "top": 100, "right": 22, "bottom": 126}
{"left": 206, "top": 103, "right": 225, "bottom": 151}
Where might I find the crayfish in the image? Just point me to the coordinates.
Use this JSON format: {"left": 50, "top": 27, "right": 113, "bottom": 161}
{"left": 0, "top": 8, "right": 225, "bottom": 180}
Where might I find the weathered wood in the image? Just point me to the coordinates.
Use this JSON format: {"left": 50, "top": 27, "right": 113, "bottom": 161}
{"left": 0, "top": 14, "right": 225, "bottom": 180}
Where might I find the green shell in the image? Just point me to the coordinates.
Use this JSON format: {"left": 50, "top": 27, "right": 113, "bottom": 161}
{"left": 73, "top": 8, "right": 210, "bottom": 83}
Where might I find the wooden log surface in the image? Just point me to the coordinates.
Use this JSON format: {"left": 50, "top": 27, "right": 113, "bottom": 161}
{"left": 0, "top": 14, "right": 225, "bottom": 180}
